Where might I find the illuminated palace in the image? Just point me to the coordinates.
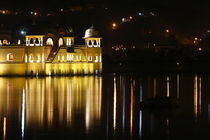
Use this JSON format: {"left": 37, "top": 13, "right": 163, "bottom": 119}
{"left": 0, "top": 25, "right": 102, "bottom": 76}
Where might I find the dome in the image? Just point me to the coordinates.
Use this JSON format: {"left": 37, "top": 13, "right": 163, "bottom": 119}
{"left": 84, "top": 25, "right": 100, "bottom": 38}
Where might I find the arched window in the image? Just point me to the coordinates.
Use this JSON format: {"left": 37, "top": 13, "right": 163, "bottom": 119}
{"left": 88, "top": 40, "right": 92, "bottom": 46}
{"left": 46, "top": 38, "right": 54, "bottom": 46}
{"left": 7, "top": 53, "right": 14, "bottom": 61}
{"left": 30, "top": 38, "right": 33, "bottom": 44}
{"left": 94, "top": 40, "right": 97, "bottom": 46}
{"left": 58, "top": 38, "right": 63, "bottom": 47}
{"left": 35, "top": 38, "right": 39, "bottom": 44}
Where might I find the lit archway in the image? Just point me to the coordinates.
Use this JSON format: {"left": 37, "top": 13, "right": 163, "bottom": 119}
{"left": 46, "top": 38, "right": 54, "bottom": 46}
{"left": 7, "top": 53, "right": 14, "bottom": 61}
{"left": 58, "top": 38, "right": 63, "bottom": 47}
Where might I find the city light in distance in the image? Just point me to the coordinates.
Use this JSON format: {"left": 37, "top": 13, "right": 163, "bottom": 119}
{"left": 20, "top": 30, "right": 26, "bottom": 36}
{"left": 112, "top": 23, "right": 117, "bottom": 29}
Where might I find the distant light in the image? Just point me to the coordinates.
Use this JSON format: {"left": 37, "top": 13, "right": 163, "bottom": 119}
{"left": 194, "top": 37, "right": 198, "bottom": 41}
{"left": 193, "top": 41, "right": 196, "bottom": 44}
{"left": 129, "top": 16, "right": 133, "bottom": 20}
{"left": 166, "top": 29, "right": 170, "bottom": 33}
{"left": 20, "top": 30, "right": 26, "bottom": 36}
{"left": 34, "top": 12, "right": 37, "bottom": 16}
{"left": 198, "top": 48, "right": 202, "bottom": 51}
{"left": 138, "top": 12, "right": 142, "bottom": 16}
{"left": 207, "top": 30, "right": 210, "bottom": 33}
{"left": 60, "top": 9, "right": 64, "bottom": 12}
{"left": 122, "top": 18, "right": 126, "bottom": 23}
{"left": 112, "top": 23, "right": 117, "bottom": 29}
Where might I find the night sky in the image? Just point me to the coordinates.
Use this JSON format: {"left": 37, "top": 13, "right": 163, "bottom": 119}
{"left": 0, "top": 0, "right": 209, "bottom": 35}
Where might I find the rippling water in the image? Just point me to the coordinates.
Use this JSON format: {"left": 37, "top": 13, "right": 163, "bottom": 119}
{"left": 1, "top": 74, "right": 210, "bottom": 140}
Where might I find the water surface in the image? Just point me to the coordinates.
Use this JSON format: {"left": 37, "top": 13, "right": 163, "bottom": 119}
{"left": 0, "top": 74, "right": 210, "bottom": 140}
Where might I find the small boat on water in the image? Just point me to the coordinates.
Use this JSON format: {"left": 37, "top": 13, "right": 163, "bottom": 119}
{"left": 138, "top": 96, "right": 179, "bottom": 109}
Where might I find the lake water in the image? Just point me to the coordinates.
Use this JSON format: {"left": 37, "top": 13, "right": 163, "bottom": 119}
{"left": 0, "top": 73, "right": 210, "bottom": 140}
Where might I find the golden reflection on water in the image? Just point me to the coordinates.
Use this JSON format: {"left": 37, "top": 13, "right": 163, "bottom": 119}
{"left": 130, "top": 80, "right": 134, "bottom": 136}
{"left": 194, "top": 75, "right": 202, "bottom": 121}
{"left": 167, "top": 76, "right": 170, "bottom": 97}
{"left": 3, "top": 117, "right": 6, "bottom": 140}
{"left": 0, "top": 76, "right": 102, "bottom": 133}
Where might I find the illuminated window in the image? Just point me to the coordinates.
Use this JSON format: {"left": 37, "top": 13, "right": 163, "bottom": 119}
{"left": 46, "top": 38, "right": 54, "bottom": 46}
{"left": 88, "top": 56, "right": 92, "bottom": 62}
{"left": 67, "top": 54, "right": 74, "bottom": 61}
{"left": 7, "top": 53, "right": 13, "bottom": 61}
{"left": 37, "top": 55, "right": 40, "bottom": 63}
{"left": 95, "top": 56, "right": 98, "bottom": 62}
{"left": 66, "top": 38, "right": 72, "bottom": 46}
{"left": 67, "top": 54, "right": 69, "bottom": 61}
{"left": 58, "top": 56, "right": 60, "bottom": 61}
{"left": 30, "top": 38, "right": 33, "bottom": 44}
{"left": 35, "top": 38, "right": 39, "bottom": 44}
{"left": 70, "top": 54, "right": 74, "bottom": 61}
{"left": 3, "top": 40, "right": 8, "bottom": 45}
{"left": 25, "top": 55, "right": 27, "bottom": 62}
{"left": 29, "top": 54, "right": 34, "bottom": 63}
{"left": 58, "top": 38, "right": 63, "bottom": 47}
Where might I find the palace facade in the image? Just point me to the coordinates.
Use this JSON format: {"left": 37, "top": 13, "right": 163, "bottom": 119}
{"left": 0, "top": 25, "right": 102, "bottom": 76}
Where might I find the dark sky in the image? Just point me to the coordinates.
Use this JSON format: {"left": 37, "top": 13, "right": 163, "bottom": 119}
{"left": 0, "top": 0, "right": 209, "bottom": 30}
{"left": 0, "top": 0, "right": 209, "bottom": 9}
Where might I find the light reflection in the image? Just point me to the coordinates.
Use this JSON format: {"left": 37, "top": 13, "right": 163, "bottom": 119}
{"left": 199, "top": 76, "right": 202, "bottom": 114}
{"left": 113, "top": 76, "right": 117, "bottom": 133}
{"left": 167, "top": 76, "right": 170, "bottom": 97}
{"left": 177, "top": 74, "right": 180, "bottom": 99}
{"left": 140, "top": 80, "right": 143, "bottom": 102}
{"left": 154, "top": 79, "right": 156, "bottom": 97}
{"left": 139, "top": 111, "right": 142, "bottom": 138}
{"left": 0, "top": 76, "right": 102, "bottom": 137}
{"left": 3, "top": 117, "right": 6, "bottom": 140}
{"left": 194, "top": 75, "right": 202, "bottom": 121}
{"left": 21, "top": 88, "right": 25, "bottom": 139}
{"left": 130, "top": 80, "right": 134, "bottom": 136}
{"left": 194, "top": 75, "right": 198, "bottom": 120}
{"left": 122, "top": 77, "right": 126, "bottom": 132}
